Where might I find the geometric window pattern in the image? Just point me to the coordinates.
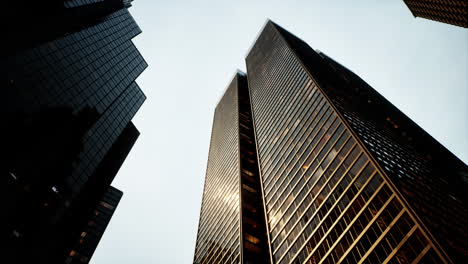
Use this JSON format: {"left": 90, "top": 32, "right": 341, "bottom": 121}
{"left": 245, "top": 21, "right": 451, "bottom": 264}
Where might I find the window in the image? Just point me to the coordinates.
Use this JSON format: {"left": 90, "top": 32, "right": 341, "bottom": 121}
{"left": 99, "top": 201, "right": 114, "bottom": 210}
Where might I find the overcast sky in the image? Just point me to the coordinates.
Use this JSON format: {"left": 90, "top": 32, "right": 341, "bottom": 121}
{"left": 91, "top": 1, "right": 467, "bottom": 263}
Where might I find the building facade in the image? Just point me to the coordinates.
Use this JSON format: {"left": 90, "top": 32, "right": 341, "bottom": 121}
{"left": 2, "top": 0, "right": 146, "bottom": 263}
{"left": 194, "top": 21, "right": 467, "bottom": 264}
{"left": 402, "top": 0, "right": 468, "bottom": 28}
{"left": 65, "top": 186, "right": 123, "bottom": 264}
{"left": 194, "top": 73, "right": 270, "bottom": 264}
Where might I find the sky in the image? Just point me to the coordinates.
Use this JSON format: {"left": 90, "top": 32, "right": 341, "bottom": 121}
{"left": 91, "top": 1, "right": 467, "bottom": 263}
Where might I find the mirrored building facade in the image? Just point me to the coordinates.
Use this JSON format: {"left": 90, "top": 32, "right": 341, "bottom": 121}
{"left": 2, "top": 0, "right": 146, "bottom": 263}
{"left": 194, "top": 21, "right": 467, "bottom": 264}
{"left": 194, "top": 73, "right": 270, "bottom": 264}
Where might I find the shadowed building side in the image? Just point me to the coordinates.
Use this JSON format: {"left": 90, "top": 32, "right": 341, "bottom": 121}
{"left": 2, "top": 1, "right": 147, "bottom": 262}
{"left": 402, "top": 0, "right": 468, "bottom": 28}
{"left": 4, "top": 0, "right": 136, "bottom": 55}
{"left": 238, "top": 74, "right": 271, "bottom": 263}
{"left": 63, "top": 122, "right": 140, "bottom": 263}
{"left": 65, "top": 186, "right": 124, "bottom": 264}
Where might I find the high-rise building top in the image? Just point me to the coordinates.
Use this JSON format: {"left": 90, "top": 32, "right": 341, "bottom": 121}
{"left": 194, "top": 20, "right": 467, "bottom": 264}
{"left": 3, "top": 1, "right": 146, "bottom": 262}
{"left": 402, "top": 0, "right": 468, "bottom": 28}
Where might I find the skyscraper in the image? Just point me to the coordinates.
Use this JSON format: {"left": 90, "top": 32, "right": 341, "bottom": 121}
{"left": 194, "top": 72, "right": 270, "bottom": 264}
{"left": 402, "top": 0, "right": 468, "bottom": 28}
{"left": 194, "top": 21, "right": 467, "bottom": 264}
{"left": 2, "top": 0, "right": 146, "bottom": 263}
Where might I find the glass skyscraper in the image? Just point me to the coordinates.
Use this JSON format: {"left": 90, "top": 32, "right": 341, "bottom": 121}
{"left": 194, "top": 21, "right": 467, "bottom": 264}
{"left": 194, "top": 73, "right": 270, "bottom": 264}
{"left": 3, "top": 1, "right": 146, "bottom": 263}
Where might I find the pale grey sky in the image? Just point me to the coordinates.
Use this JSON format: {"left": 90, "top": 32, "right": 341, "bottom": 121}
{"left": 92, "top": 1, "right": 467, "bottom": 263}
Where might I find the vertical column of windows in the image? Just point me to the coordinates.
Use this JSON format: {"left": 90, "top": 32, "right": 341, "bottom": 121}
{"left": 266, "top": 115, "right": 341, "bottom": 216}
{"left": 257, "top": 74, "right": 310, "bottom": 163}
{"left": 274, "top": 151, "right": 368, "bottom": 263}
{"left": 262, "top": 93, "right": 324, "bottom": 196}
{"left": 258, "top": 75, "right": 312, "bottom": 189}
{"left": 269, "top": 126, "right": 352, "bottom": 240}
{"left": 255, "top": 62, "right": 305, "bottom": 146}
{"left": 270, "top": 134, "right": 356, "bottom": 242}
{"left": 264, "top": 99, "right": 329, "bottom": 198}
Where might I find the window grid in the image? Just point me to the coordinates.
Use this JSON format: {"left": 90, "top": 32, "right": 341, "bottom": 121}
{"left": 244, "top": 21, "right": 453, "bottom": 264}
{"left": 273, "top": 153, "right": 369, "bottom": 262}
{"left": 267, "top": 120, "right": 345, "bottom": 219}
{"left": 261, "top": 91, "right": 322, "bottom": 182}
{"left": 265, "top": 111, "right": 337, "bottom": 207}
{"left": 263, "top": 101, "right": 330, "bottom": 196}
{"left": 270, "top": 136, "right": 356, "bottom": 242}
{"left": 258, "top": 81, "right": 315, "bottom": 170}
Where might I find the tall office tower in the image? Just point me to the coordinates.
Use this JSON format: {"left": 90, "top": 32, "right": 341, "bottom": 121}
{"left": 402, "top": 0, "right": 468, "bottom": 28}
{"left": 194, "top": 73, "right": 270, "bottom": 264}
{"left": 245, "top": 21, "right": 466, "bottom": 263}
{"left": 195, "top": 20, "right": 467, "bottom": 264}
{"left": 65, "top": 186, "right": 123, "bottom": 264}
{"left": 2, "top": 0, "right": 146, "bottom": 262}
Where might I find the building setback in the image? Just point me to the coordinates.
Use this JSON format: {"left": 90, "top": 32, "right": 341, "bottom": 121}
{"left": 2, "top": 0, "right": 146, "bottom": 263}
{"left": 402, "top": 0, "right": 468, "bottom": 28}
{"left": 194, "top": 20, "right": 467, "bottom": 264}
